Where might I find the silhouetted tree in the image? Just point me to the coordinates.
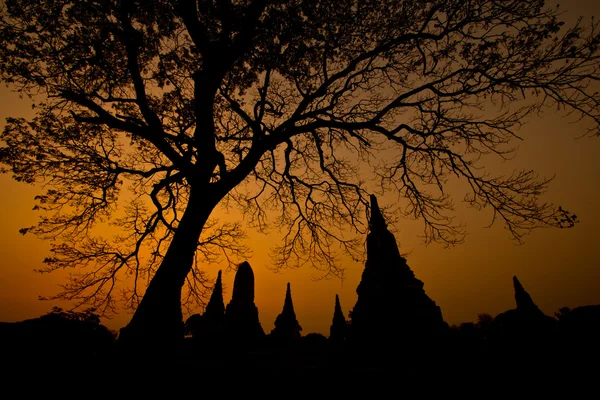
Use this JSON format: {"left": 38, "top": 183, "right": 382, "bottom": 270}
{"left": 184, "top": 313, "right": 203, "bottom": 337}
{"left": 301, "top": 332, "right": 329, "bottom": 352}
{"left": 476, "top": 312, "right": 495, "bottom": 330}
{"left": 555, "top": 307, "right": 572, "bottom": 321}
{"left": 0, "top": 306, "right": 116, "bottom": 361}
{"left": 41, "top": 307, "right": 117, "bottom": 344}
{"left": 1, "top": 0, "right": 599, "bottom": 346}
{"left": 475, "top": 312, "right": 495, "bottom": 341}
{"left": 556, "top": 305, "right": 600, "bottom": 352}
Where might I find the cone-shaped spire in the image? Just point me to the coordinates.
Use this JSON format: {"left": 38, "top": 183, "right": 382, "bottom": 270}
{"left": 204, "top": 270, "right": 224, "bottom": 319}
{"left": 364, "top": 195, "right": 404, "bottom": 267}
{"left": 513, "top": 275, "right": 543, "bottom": 313}
{"left": 282, "top": 282, "right": 296, "bottom": 316}
{"left": 350, "top": 195, "right": 448, "bottom": 347}
{"left": 369, "top": 194, "right": 387, "bottom": 232}
{"left": 333, "top": 294, "right": 345, "bottom": 323}
{"left": 330, "top": 294, "right": 348, "bottom": 342}
{"left": 270, "top": 282, "right": 302, "bottom": 342}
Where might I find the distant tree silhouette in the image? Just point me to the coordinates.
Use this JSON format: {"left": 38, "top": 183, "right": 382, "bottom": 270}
{"left": 476, "top": 313, "right": 495, "bottom": 327}
{"left": 556, "top": 305, "right": 600, "bottom": 352}
{"left": 445, "top": 314, "right": 495, "bottom": 354}
{"left": 40, "top": 307, "right": 117, "bottom": 342}
{"left": 0, "top": 306, "right": 116, "bottom": 360}
{"left": 476, "top": 313, "right": 495, "bottom": 343}
{"left": 555, "top": 307, "right": 572, "bottom": 321}
{"left": 1, "top": 0, "right": 599, "bottom": 346}
{"left": 184, "top": 313, "right": 203, "bottom": 338}
{"left": 452, "top": 322, "right": 482, "bottom": 349}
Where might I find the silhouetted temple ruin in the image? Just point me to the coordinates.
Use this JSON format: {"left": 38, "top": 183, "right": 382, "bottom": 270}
{"left": 270, "top": 282, "right": 302, "bottom": 343}
{"left": 205, "top": 270, "right": 225, "bottom": 318}
{"left": 494, "top": 275, "right": 557, "bottom": 348}
{"left": 349, "top": 195, "right": 448, "bottom": 347}
{"left": 513, "top": 275, "right": 543, "bottom": 314}
{"left": 184, "top": 270, "right": 225, "bottom": 341}
{"left": 173, "top": 198, "right": 600, "bottom": 364}
{"left": 329, "top": 294, "right": 348, "bottom": 343}
{"left": 224, "top": 261, "right": 265, "bottom": 344}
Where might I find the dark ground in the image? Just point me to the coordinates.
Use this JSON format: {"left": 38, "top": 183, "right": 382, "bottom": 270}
{"left": 4, "top": 337, "right": 596, "bottom": 389}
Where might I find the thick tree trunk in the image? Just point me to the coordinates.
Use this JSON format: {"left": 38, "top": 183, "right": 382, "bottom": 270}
{"left": 117, "top": 185, "right": 218, "bottom": 352}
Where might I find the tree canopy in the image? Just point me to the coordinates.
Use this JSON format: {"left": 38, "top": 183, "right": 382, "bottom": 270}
{"left": 0, "top": 0, "right": 598, "bottom": 341}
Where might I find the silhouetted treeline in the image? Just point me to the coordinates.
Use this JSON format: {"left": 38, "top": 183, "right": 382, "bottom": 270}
{"left": 1, "top": 301, "right": 599, "bottom": 378}
{"left": 0, "top": 307, "right": 116, "bottom": 362}
{"left": 448, "top": 305, "right": 600, "bottom": 353}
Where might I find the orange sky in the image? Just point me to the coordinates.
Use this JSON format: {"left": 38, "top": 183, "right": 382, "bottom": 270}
{"left": 1, "top": 0, "right": 600, "bottom": 336}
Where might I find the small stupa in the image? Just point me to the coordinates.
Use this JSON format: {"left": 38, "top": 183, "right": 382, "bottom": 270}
{"left": 270, "top": 282, "right": 302, "bottom": 343}
{"left": 204, "top": 270, "right": 225, "bottom": 321}
{"left": 329, "top": 294, "right": 348, "bottom": 343}
{"left": 184, "top": 270, "right": 225, "bottom": 340}
{"left": 349, "top": 195, "right": 448, "bottom": 346}
{"left": 202, "top": 270, "right": 225, "bottom": 338}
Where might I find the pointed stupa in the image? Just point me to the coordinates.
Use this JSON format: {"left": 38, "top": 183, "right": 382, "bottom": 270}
{"left": 494, "top": 275, "right": 557, "bottom": 348}
{"left": 513, "top": 276, "right": 543, "bottom": 314}
{"left": 349, "top": 195, "right": 448, "bottom": 347}
{"left": 369, "top": 194, "right": 387, "bottom": 232}
{"left": 224, "top": 261, "right": 265, "bottom": 343}
{"left": 329, "top": 294, "right": 348, "bottom": 342}
{"left": 282, "top": 282, "right": 296, "bottom": 316}
{"left": 270, "top": 282, "right": 302, "bottom": 342}
{"left": 187, "top": 270, "right": 225, "bottom": 341}
{"left": 204, "top": 270, "right": 225, "bottom": 321}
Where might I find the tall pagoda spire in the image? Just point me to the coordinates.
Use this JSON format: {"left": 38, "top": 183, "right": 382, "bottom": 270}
{"left": 349, "top": 195, "right": 448, "bottom": 347}
{"left": 204, "top": 270, "right": 224, "bottom": 319}
{"left": 369, "top": 194, "right": 387, "bottom": 232}
{"left": 270, "top": 282, "right": 302, "bottom": 342}
{"left": 329, "top": 294, "right": 348, "bottom": 342}
{"left": 184, "top": 270, "right": 224, "bottom": 341}
{"left": 282, "top": 282, "right": 296, "bottom": 315}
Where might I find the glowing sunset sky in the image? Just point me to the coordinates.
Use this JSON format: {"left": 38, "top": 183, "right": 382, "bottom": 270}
{"left": 1, "top": 0, "right": 600, "bottom": 336}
